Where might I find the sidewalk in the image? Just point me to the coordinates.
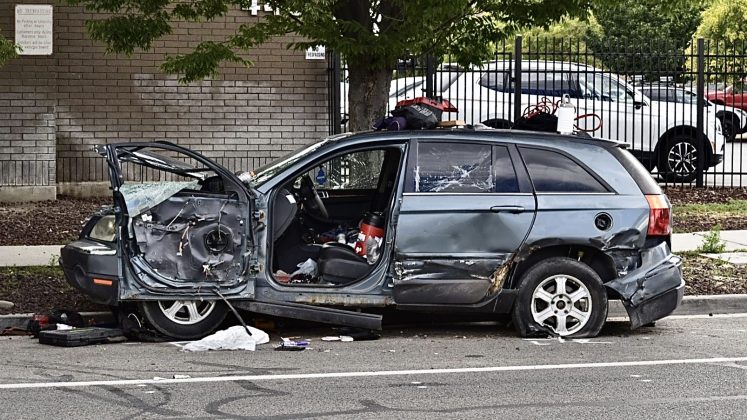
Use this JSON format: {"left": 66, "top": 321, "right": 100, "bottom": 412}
{"left": 670, "top": 229, "right": 747, "bottom": 253}
{"left": 0, "top": 230, "right": 745, "bottom": 267}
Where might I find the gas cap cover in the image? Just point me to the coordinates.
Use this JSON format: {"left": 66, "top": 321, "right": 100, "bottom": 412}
{"left": 594, "top": 213, "right": 613, "bottom": 231}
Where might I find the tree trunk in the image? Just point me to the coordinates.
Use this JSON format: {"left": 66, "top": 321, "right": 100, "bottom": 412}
{"left": 347, "top": 59, "right": 394, "bottom": 132}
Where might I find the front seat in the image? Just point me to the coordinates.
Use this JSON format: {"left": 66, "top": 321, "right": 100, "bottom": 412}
{"left": 318, "top": 243, "right": 370, "bottom": 285}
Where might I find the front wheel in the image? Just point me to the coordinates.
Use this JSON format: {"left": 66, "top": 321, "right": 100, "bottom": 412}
{"left": 511, "top": 258, "right": 608, "bottom": 338}
{"left": 659, "top": 137, "right": 702, "bottom": 183}
{"left": 138, "top": 300, "right": 228, "bottom": 340}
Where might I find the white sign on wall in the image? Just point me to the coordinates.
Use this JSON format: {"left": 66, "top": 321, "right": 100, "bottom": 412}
{"left": 15, "top": 5, "right": 53, "bottom": 55}
{"left": 305, "top": 45, "right": 326, "bottom": 60}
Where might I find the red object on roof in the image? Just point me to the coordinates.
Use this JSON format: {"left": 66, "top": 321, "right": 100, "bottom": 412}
{"left": 395, "top": 97, "right": 458, "bottom": 113}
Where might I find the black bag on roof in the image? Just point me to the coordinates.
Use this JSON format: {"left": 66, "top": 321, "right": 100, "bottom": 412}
{"left": 390, "top": 97, "right": 458, "bottom": 130}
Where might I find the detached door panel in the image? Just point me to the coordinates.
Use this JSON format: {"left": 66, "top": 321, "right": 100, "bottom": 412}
{"left": 393, "top": 141, "right": 535, "bottom": 305}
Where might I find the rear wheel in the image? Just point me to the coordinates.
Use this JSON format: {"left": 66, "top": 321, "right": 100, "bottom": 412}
{"left": 511, "top": 258, "right": 608, "bottom": 338}
{"left": 138, "top": 300, "right": 228, "bottom": 340}
{"left": 659, "top": 136, "right": 701, "bottom": 183}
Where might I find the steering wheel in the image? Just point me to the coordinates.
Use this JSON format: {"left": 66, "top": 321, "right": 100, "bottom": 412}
{"left": 299, "top": 174, "right": 329, "bottom": 219}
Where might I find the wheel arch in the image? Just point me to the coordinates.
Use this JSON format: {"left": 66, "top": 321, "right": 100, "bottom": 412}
{"left": 655, "top": 125, "right": 712, "bottom": 167}
{"left": 508, "top": 243, "right": 617, "bottom": 290}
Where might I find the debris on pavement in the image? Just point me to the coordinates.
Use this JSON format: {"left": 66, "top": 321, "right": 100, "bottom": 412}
{"left": 182, "top": 325, "right": 269, "bottom": 352}
{"left": 0, "top": 300, "right": 14, "bottom": 310}
{"left": 38, "top": 327, "right": 125, "bottom": 347}
{"left": 275, "top": 339, "right": 309, "bottom": 351}
{"left": 324, "top": 328, "right": 381, "bottom": 342}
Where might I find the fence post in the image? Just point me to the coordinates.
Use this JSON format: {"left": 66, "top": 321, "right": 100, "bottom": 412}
{"left": 696, "top": 38, "right": 705, "bottom": 187}
{"left": 329, "top": 50, "right": 342, "bottom": 135}
{"left": 513, "top": 36, "right": 523, "bottom": 123}
{"left": 425, "top": 54, "right": 436, "bottom": 98}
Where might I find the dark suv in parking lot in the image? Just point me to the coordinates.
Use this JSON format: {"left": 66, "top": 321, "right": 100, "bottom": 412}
{"left": 60, "top": 129, "right": 684, "bottom": 339}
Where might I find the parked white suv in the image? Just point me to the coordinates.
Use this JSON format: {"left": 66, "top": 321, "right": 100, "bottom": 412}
{"left": 439, "top": 61, "right": 725, "bottom": 182}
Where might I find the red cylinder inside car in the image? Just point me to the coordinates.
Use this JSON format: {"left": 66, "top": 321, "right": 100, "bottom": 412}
{"left": 354, "top": 212, "right": 385, "bottom": 258}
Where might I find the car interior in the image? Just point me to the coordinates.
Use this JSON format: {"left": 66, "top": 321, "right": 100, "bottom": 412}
{"left": 269, "top": 146, "right": 404, "bottom": 287}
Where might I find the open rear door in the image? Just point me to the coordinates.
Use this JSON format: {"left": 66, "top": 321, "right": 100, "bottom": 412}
{"left": 100, "top": 142, "right": 256, "bottom": 300}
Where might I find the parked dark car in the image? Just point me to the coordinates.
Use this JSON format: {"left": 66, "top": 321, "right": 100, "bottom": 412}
{"left": 60, "top": 130, "right": 684, "bottom": 340}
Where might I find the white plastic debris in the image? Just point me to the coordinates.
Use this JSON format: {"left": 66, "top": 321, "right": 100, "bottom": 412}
{"left": 291, "top": 258, "right": 318, "bottom": 278}
{"left": 321, "top": 336, "right": 341, "bottom": 342}
{"left": 56, "top": 324, "right": 73, "bottom": 331}
{"left": 182, "top": 326, "right": 269, "bottom": 352}
{"left": 339, "top": 336, "right": 354, "bottom": 342}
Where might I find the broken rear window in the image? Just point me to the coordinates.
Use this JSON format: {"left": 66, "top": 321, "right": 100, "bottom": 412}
{"left": 415, "top": 142, "right": 494, "bottom": 193}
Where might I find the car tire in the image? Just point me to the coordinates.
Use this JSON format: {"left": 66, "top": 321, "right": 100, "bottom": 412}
{"left": 511, "top": 257, "right": 608, "bottom": 338}
{"left": 138, "top": 300, "right": 228, "bottom": 340}
{"left": 659, "top": 136, "right": 701, "bottom": 183}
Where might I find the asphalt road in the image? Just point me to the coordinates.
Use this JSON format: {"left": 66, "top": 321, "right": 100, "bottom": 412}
{"left": 1, "top": 315, "right": 746, "bottom": 419}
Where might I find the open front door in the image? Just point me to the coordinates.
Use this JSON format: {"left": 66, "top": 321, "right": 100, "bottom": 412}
{"left": 100, "top": 142, "right": 256, "bottom": 300}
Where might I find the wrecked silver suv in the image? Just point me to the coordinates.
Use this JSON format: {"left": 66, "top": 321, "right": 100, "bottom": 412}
{"left": 60, "top": 130, "right": 684, "bottom": 340}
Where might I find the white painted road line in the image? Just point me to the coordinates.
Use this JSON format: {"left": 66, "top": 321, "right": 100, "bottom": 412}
{"left": 663, "top": 313, "right": 747, "bottom": 320}
{"left": 1, "top": 356, "right": 746, "bottom": 390}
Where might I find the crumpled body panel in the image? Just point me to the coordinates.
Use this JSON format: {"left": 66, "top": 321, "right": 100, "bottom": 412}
{"left": 605, "top": 242, "right": 684, "bottom": 328}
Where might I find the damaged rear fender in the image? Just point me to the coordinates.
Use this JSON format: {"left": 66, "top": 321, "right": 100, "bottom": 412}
{"left": 604, "top": 242, "right": 684, "bottom": 329}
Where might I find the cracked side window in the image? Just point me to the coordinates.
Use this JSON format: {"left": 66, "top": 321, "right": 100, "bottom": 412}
{"left": 416, "top": 142, "right": 493, "bottom": 193}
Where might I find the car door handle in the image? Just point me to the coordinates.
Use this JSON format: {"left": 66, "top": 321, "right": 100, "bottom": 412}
{"left": 490, "top": 205, "right": 525, "bottom": 214}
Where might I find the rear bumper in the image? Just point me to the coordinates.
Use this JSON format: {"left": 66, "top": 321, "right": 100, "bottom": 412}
{"left": 625, "top": 279, "right": 684, "bottom": 329}
{"left": 605, "top": 242, "right": 684, "bottom": 329}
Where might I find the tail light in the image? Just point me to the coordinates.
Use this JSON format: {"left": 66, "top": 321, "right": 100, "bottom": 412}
{"left": 645, "top": 194, "right": 671, "bottom": 236}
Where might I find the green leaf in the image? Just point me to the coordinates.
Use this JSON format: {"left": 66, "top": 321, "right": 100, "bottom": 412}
{"left": 161, "top": 41, "right": 252, "bottom": 82}
{"left": 0, "top": 31, "right": 20, "bottom": 66}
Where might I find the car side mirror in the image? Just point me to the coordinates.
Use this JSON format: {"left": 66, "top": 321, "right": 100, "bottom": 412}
{"left": 634, "top": 101, "right": 645, "bottom": 109}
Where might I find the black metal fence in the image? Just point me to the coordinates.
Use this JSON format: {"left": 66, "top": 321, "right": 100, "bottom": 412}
{"left": 328, "top": 37, "right": 747, "bottom": 188}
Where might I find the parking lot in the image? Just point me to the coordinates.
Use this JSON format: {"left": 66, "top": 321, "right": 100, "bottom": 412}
{"left": 1, "top": 314, "right": 746, "bottom": 419}
{"left": 708, "top": 141, "right": 747, "bottom": 187}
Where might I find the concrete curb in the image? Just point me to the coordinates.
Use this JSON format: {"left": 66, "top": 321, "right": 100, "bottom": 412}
{"left": 0, "top": 311, "right": 115, "bottom": 331}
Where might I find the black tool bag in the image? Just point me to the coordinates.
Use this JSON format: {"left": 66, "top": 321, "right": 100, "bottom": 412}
{"left": 513, "top": 112, "right": 558, "bottom": 133}
{"left": 391, "top": 103, "right": 442, "bottom": 130}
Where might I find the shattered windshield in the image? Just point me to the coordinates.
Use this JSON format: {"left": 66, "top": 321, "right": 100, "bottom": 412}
{"left": 246, "top": 135, "right": 346, "bottom": 187}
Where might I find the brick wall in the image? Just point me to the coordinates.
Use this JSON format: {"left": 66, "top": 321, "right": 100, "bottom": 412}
{"left": 0, "top": 1, "right": 329, "bottom": 201}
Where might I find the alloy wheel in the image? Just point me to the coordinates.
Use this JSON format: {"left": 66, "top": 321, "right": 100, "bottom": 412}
{"left": 666, "top": 141, "right": 698, "bottom": 175}
{"left": 157, "top": 300, "right": 217, "bottom": 325}
{"left": 530, "top": 274, "right": 592, "bottom": 336}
